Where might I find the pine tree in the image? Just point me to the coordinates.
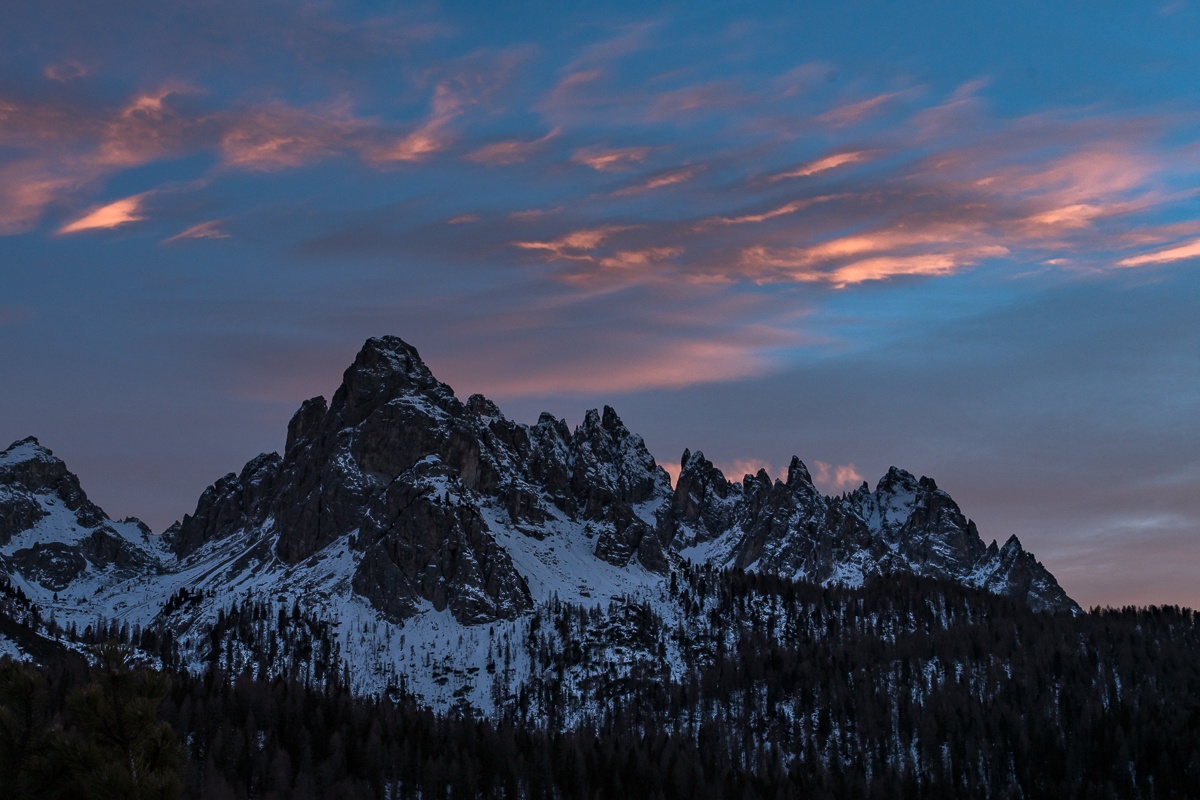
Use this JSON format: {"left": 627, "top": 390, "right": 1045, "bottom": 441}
{"left": 59, "top": 643, "right": 182, "bottom": 800}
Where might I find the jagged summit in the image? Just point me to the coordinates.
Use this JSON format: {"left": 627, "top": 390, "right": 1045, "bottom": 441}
{"left": 1, "top": 334, "right": 1079, "bottom": 704}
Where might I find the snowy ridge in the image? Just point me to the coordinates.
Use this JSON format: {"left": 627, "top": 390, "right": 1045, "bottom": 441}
{"left": 1, "top": 335, "right": 1079, "bottom": 713}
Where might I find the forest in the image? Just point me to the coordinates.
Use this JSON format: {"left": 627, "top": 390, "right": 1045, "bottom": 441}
{"left": 2, "top": 568, "right": 1199, "bottom": 799}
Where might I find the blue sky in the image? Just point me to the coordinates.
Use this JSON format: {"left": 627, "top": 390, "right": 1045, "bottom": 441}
{"left": 2, "top": 1, "right": 1199, "bottom": 608}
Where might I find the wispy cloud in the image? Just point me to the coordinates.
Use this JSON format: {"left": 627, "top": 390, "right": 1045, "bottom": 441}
{"left": 512, "top": 225, "right": 636, "bottom": 261}
{"left": 770, "top": 151, "right": 870, "bottom": 181}
{"left": 818, "top": 91, "right": 903, "bottom": 127}
{"left": 572, "top": 145, "right": 654, "bottom": 171}
{"left": 59, "top": 193, "right": 146, "bottom": 234}
{"left": 375, "top": 82, "right": 465, "bottom": 162}
{"left": 164, "top": 220, "right": 229, "bottom": 243}
{"left": 1118, "top": 237, "right": 1200, "bottom": 267}
{"left": 611, "top": 164, "right": 700, "bottom": 195}
{"left": 221, "top": 100, "right": 365, "bottom": 170}
{"left": 465, "top": 128, "right": 558, "bottom": 165}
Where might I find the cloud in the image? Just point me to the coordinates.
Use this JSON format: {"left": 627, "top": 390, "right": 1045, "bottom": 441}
{"left": 59, "top": 193, "right": 146, "bottom": 234}
{"left": 770, "top": 151, "right": 870, "bottom": 181}
{"left": 164, "top": 220, "right": 229, "bottom": 243}
{"left": 703, "top": 197, "right": 833, "bottom": 227}
{"left": 572, "top": 146, "right": 654, "bottom": 171}
{"left": 611, "top": 165, "right": 700, "bottom": 195}
{"left": 0, "top": 162, "right": 74, "bottom": 235}
{"left": 467, "top": 336, "right": 780, "bottom": 395}
{"left": 44, "top": 60, "right": 88, "bottom": 82}
{"left": 741, "top": 246, "right": 1009, "bottom": 288}
{"left": 221, "top": 100, "right": 365, "bottom": 170}
{"left": 647, "top": 81, "right": 746, "bottom": 120}
{"left": 812, "top": 461, "right": 865, "bottom": 492}
{"left": 1117, "top": 237, "right": 1200, "bottom": 267}
{"left": 720, "top": 458, "right": 782, "bottom": 482}
{"left": 512, "top": 225, "right": 636, "bottom": 262}
{"left": 597, "top": 246, "right": 682, "bottom": 270}
{"left": 374, "top": 82, "right": 466, "bottom": 163}
{"left": 465, "top": 128, "right": 558, "bottom": 165}
{"left": 818, "top": 92, "right": 903, "bottom": 127}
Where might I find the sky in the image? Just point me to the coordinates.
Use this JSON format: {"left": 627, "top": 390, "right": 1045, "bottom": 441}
{"left": 2, "top": 1, "right": 1198, "bottom": 610}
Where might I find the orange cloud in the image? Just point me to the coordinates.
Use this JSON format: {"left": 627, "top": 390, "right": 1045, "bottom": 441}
{"left": 572, "top": 145, "right": 654, "bottom": 171}
{"left": 741, "top": 244, "right": 1008, "bottom": 288}
{"left": 612, "top": 165, "right": 699, "bottom": 196}
{"left": 0, "top": 162, "right": 74, "bottom": 235}
{"left": 221, "top": 101, "right": 363, "bottom": 170}
{"left": 465, "top": 128, "right": 558, "bottom": 165}
{"left": 1117, "top": 237, "right": 1200, "bottom": 267}
{"left": 704, "top": 197, "right": 833, "bottom": 227}
{"left": 770, "top": 151, "right": 869, "bottom": 181}
{"left": 512, "top": 225, "right": 635, "bottom": 261}
{"left": 597, "top": 246, "right": 682, "bottom": 269}
{"left": 813, "top": 461, "right": 865, "bottom": 492}
{"left": 474, "top": 338, "right": 778, "bottom": 395}
{"left": 59, "top": 194, "right": 146, "bottom": 234}
{"left": 97, "top": 85, "right": 200, "bottom": 168}
{"left": 374, "top": 82, "right": 464, "bottom": 162}
{"left": 721, "top": 459, "right": 782, "bottom": 482}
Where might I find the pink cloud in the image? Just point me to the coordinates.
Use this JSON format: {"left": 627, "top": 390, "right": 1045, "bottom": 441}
{"left": 611, "top": 165, "right": 700, "bottom": 196}
{"left": 97, "top": 85, "right": 204, "bottom": 168}
{"left": 572, "top": 145, "right": 654, "bottom": 171}
{"left": 647, "top": 81, "right": 745, "bottom": 121}
{"left": 721, "top": 458, "right": 782, "bottom": 482}
{"left": 0, "top": 162, "right": 74, "bottom": 235}
{"left": 812, "top": 461, "right": 865, "bottom": 492}
{"left": 512, "top": 225, "right": 636, "bottom": 261}
{"left": 373, "top": 82, "right": 465, "bottom": 163}
{"left": 465, "top": 128, "right": 558, "bottom": 165}
{"left": 470, "top": 337, "right": 778, "bottom": 395}
{"left": 59, "top": 193, "right": 146, "bottom": 234}
{"left": 770, "top": 151, "right": 870, "bottom": 181}
{"left": 703, "top": 197, "right": 834, "bottom": 227}
{"left": 597, "top": 246, "right": 682, "bottom": 270}
{"left": 221, "top": 100, "right": 364, "bottom": 170}
{"left": 1117, "top": 237, "right": 1200, "bottom": 267}
{"left": 44, "top": 60, "right": 89, "bottom": 82}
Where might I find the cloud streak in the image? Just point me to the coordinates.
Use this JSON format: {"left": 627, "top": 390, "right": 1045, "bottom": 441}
{"left": 59, "top": 194, "right": 146, "bottom": 233}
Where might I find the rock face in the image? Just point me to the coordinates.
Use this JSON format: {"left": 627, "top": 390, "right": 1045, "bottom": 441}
{"left": 661, "top": 454, "right": 1076, "bottom": 613}
{"left": 4, "top": 335, "right": 1078, "bottom": 624}
{"left": 0, "top": 438, "right": 162, "bottom": 595}
{"left": 172, "top": 336, "right": 675, "bottom": 625}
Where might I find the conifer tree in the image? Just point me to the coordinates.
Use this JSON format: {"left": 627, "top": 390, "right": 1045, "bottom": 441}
{"left": 60, "top": 644, "right": 182, "bottom": 800}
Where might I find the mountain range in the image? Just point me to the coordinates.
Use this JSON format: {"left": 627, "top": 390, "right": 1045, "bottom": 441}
{"left": 1, "top": 335, "right": 1076, "bottom": 710}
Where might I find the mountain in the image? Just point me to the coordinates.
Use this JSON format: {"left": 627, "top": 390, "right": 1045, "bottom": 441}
{"left": 1, "top": 335, "right": 1075, "bottom": 704}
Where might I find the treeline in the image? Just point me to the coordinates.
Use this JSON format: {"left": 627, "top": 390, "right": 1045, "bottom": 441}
{"left": 3, "top": 569, "right": 1200, "bottom": 798}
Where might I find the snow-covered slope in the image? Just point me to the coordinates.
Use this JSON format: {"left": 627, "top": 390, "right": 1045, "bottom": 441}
{"left": 0, "top": 335, "right": 1078, "bottom": 709}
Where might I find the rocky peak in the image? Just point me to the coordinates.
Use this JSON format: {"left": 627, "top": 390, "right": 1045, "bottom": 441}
{"left": 285, "top": 396, "right": 328, "bottom": 455}
{"left": 466, "top": 394, "right": 504, "bottom": 420}
{"left": 571, "top": 406, "right": 663, "bottom": 505}
{"left": 785, "top": 456, "right": 813, "bottom": 489}
{"left": 0, "top": 437, "right": 106, "bottom": 529}
{"left": 328, "top": 336, "right": 458, "bottom": 429}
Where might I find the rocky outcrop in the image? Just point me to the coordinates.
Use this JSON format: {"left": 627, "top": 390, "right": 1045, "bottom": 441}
{"left": 0, "top": 437, "right": 105, "bottom": 538}
{"left": 659, "top": 458, "right": 1078, "bottom": 613}
{"left": 24, "top": 334, "right": 1075, "bottom": 620}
